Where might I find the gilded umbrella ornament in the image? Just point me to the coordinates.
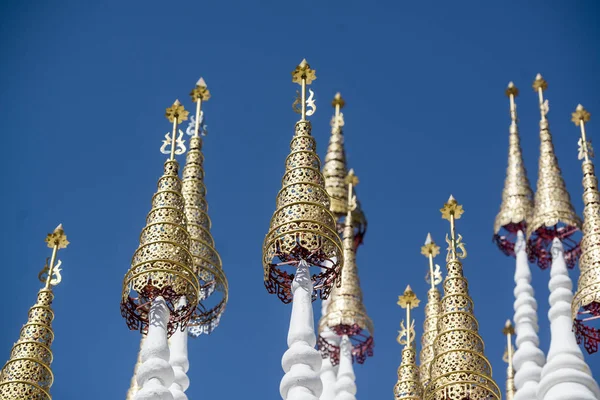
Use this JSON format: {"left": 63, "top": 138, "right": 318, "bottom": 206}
{"left": 527, "top": 74, "right": 582, "bottom": 270}
{"left": 121, "top": 100, "right": 200, "bottom": 336}
{"left": 263, "top": 59, "right": 343, "bottom": 303}
{"left": 493, "top": 82, "right": 535, "bottom": 256}
{"left": 571, "top": 105, "right": 600, "bottom": 354}
{"left": 0, "top": 224, "right": 69, "bottom": 400}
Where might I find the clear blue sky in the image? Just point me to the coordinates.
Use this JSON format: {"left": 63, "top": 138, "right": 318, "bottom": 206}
{"left": 1, "top": 1, "right": 599, "bottom": 399}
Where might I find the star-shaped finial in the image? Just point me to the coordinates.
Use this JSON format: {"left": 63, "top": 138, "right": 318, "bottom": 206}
{"left": 190, "top": 77, "right": 211, "bottom": 102}
{"left": 165, "top": 99, "right": 189, "bottom": 123}
{"left": 421, "top": 232, "right": 440, "bottom": 258}
{"left": 505, "top": 81, "right": 519, "bottom": 98}
{"left": 572, "top": 104, "right": 591, "bottom": 126}
{"left": 397, "top": 285, "right": 420, "bottom": 309}
{"left": 440, "top": 195, "right": 464, "bottom": 221}
{"left": 45, "top": 224, "right": 69, "bottom": 249}
{"left": 332, "top": 92, "right": 345, "bottom": 109}
{"left": 291, "top": 59, "right": 316, "bottom": 85}
{"left": 532, "top": 73, "right": 548, "bottom": 92}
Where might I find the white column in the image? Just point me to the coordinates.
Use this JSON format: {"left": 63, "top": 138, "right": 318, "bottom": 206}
{"left": 513, "top": 231, "right": 546, "bottom": 400}
{"left": 280, "top": 260, "right": 323, "bottom": 400}
{"left": 334, "top": 335, "right": 356, "bottom": 400}
{"left": 320, "top": 297, "right": 339, "bottom": 400}
{"left": 169, "top": 298, "right": 190, "bottom": 400}
{"left": 537, "top": 238, "right": 600, "bottom": 400}
{"left": 135, "top": 296, "right": 175, "bottom": 400}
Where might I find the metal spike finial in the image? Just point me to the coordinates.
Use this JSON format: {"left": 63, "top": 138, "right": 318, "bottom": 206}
{"left": 291, "top": 59, "right": 317, "bottom": 121}
{"left": 332, "top": 92, "right": 346, "bottom": 109}
{"left": 503, "top": 320, "right": 516, "bottom": 400}
{"left": 441, "top": 196, "right": 467, "bottom": 262}
{"left": 190, "top": 77, "right": 211, "bottom": 103}
{"left": 532, "top": 73, "right": 548, "bottom": 92}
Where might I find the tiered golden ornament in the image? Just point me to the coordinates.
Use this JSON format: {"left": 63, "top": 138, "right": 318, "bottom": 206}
{"left": 493, "top": 82, "right": 534, "bottom": 256}
{"left": 0, "top": 224, "right": 69, "bottom": 400}
{"left": 527, "top": 74, "right": 582, "bottom": 270}
{"left": 394, "top": 285, "right": 423, "bottom": 400}
{"left": 183, "top": 78, "right": 228, "bottom": 336}
{"left": 419, "top": 233, "right": 442, "bottom": 389}
{"left": 318, "top": 170, "right": 373, "bottom": 364}
{"left": 262, "top": 60, "right": 343, "bottom": 303}
{"left": 121, "top": 100, "right": 200, "bottom": 336}
{"left": 571, "top": 105, "right": 600, "bottom": 354}
{"left": 425, "top": 196, "right": 501, "bottom": 400}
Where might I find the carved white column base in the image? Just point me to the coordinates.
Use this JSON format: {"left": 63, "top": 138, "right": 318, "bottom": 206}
{"left": 334, "top": 335, "right": 356, "bottom": 400}
{"left": 169, "top": 297, "right": 190, "bottom": 400}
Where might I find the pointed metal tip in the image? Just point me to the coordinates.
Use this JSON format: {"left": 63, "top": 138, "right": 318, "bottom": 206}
{"left": 507, "top": 81, "right": 515, "bottom": 88}
{"left": 197, "top": 77, "right": 207, "bottom": 87}
{"left": 299, "top": 58, "right": 308, "bottom": 67}
{"left": 535, "top": 73, "right": 543, "bottom": 80}
{"left": 405, "top": 285, "right": 412, "bottom": 292}
{"left": 448, "top": 194, "right": 455, "bottom": 202}
{"left": 335, "top": 92, "right": 342, "bottom": 99}
{"left": 54, "top": 224, "right": 63, "bottom": 232}
{"left": 505, "top": 319, "right": 512, "bottom": 328}
{"left": 577, "top": 104, "right": 584, "bottom": 111}
{"left": 425, "top": 233, "right": 433, "bottom": 245}
{"left": 173, "top": 99, "right": 181, "bottom": 106}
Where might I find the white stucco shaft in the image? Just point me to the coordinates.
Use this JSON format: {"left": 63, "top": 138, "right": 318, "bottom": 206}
{"left": 334, "top": 335, "right": 356, "bottom": 400}
{"left": 135, "top": 296, "right": 175, "bottom": 400}
{"left": 169, "top": 297, "right": 190, "bottom": 400}
{"left": 280, "top": 260, "right": 323, "bottom": 400}
{"left": 513, "top": 231, "right": 545, "bottom": 400}
{"left": 537, "top": 238, "right": 600, "bottom": 400}
{"left": 320, "top": 295, "right": 339, "bottom": 400}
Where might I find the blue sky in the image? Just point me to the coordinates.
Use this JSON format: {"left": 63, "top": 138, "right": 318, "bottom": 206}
{"left": 1, "top": 1, "right": 599, "bottom": 399}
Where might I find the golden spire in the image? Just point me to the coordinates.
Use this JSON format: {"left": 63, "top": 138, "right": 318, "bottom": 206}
{"left": 502, "top": 320, "right": 515, "bottom": 400}
{"left": 263, "top": 60, "right": 343, "bottom": 303}
{"left": 426, "top": 196, "right": 501, "bottom": 400}
{"left": 571, "top": 105, "right": 600, "bottom": 354}
{"left": 394, "top": 285, "right": 423, "bottom": 400}
{"left": 0, "top": 224, "right": 69, "bottom": 400}
{"left": 121, "top": 100, "right": 200, "bottom": 336}
{"left": 322, "top": 92, "right": 368, "bottom": 249}
{"left": 419, "top": 233, "right": 442, "bottom": 389}
{"left": 181, "top": 78, "right": 228, "bottom": 336}
{"left": 493, "top": 82, "right": 534, "bottom": 255}
{"left": 527, "top": 74, "right": 582, "bottom": 269}
{"left": 319, "top": 170, "right": 373, "bottom": 364}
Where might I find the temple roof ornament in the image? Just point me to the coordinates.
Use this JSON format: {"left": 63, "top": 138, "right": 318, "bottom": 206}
{"left": 263, "top": 59, "right": 343, "bottom": 303}
{"left": 0, "top": 224, "right": 69, "bottom": 400}
{"left": 494, "top": 82, "right": 535, "bottom": 256}
{"left": 121, "top": 100, "right": 200, "bottom": 336}
{"left": 527, "top": 74, "right": 582, "bottom": 270}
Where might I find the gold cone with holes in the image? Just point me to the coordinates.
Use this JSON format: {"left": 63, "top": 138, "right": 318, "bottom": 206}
{"left": 394, "top": 286, "right": 422, "bottom": 400}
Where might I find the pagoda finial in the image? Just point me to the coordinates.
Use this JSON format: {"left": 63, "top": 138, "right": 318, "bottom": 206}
{"left": 291, "top": 59, "right": 316, "bottom": 121}
{"left": 527, "top": 74, "right": 582, "bottom": 270}
{"left": 263, "top": 60, "right": 342, "bottom": 304}
{"left": 181, "top": 78, "right": 228, "bottom": 337}
{"left": 419, "top": 233, "right": 442, "bottom": 389}
{"left": 319, "top": 170, "right": 374, "bottom": 365}
{"left": 572, "top": 105, "right": 600, "bottom": 354}
{"left": 426, "top": 197, "right": 501, "bottom": 400}
{"left": 503, "top": 320, "right": 516, "bottom": 400}
{"left": 0, "top": 224, "right": 69, "bottom": 400}
{"left": 121, "top": 100, "right": 199, "bottom": 336}
{"left": 494, "top": 82, "right": 534, "bottom": 256}
{"left": 394, "top": 285, "right": 423, "bottom": 400}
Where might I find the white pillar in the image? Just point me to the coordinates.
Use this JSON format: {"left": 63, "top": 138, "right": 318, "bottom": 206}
{"left": 537, "top": 238, "right": 600, "bottom": 400}
{"left": 334, "top": 335, "right": 356, "bottom": 400}
{"left": 320, "top": 296, "right": 339, "bottom": 400}
{"left": 135, "top": 296, "right": 175, "bottom": 400}
{"left": 280, "top": 260, "right": 323, "bottom": 400}
{"left": 513, "top": 231, "right": 545, "bottom": 400}
{"left": 169, "top": 298, "right": 190, "bottom": 400}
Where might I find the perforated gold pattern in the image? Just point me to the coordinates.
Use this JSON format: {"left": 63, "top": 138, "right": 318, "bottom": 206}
{"left": 0, "top": 289, "right": 55, "bottom": 400}
{"left": 121, "top": 159, "right": 200, "bottom": 334}
{"left": 394, "top": 347, "right": 423, "bottom": 400}
{"left": 419, "top": 288, "right": 440, "bottom": 389}
{"left": 181, "top": 135, "right": 228, "bottom": 336}
{"left": 323, "top": 108, "right": 348, "bottom": 216}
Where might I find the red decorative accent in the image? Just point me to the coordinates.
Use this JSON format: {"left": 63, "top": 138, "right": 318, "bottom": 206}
{"left": 264, "top": 243, "right": 340, "bottom": 304}
{"left": 574, "top": 317, "right": 600, "bottom": 354}
{"left": 317, "top": 324, "right": 374, "bottom": 365}
{"left": 493, "top": 222, "right": 527, "bottom": 257}
{"left": 527, "top": 225, "right": 581, "bottom": 269}
{"left": 120, "top": 283, "right": 193, "bottom": 337}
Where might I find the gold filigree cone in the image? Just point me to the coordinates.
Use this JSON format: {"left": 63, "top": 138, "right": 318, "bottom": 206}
{"left": 394, "top": 347, "right": 423, "bottom": 400}
{"left": 323, "top": 93, "right": 349, "bottom": 216}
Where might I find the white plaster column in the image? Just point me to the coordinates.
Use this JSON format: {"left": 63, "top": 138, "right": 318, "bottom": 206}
{"left": 280, "top": 260, "right": 323, "bottom": 400}
{"left": 513, "top": 231, "right": 546, "bottom": 400}
{"left": 135, "top": 296, "right": 175, "bottom": 400}
{"left": 320, "top": 297, "right": 340, "bottom": 400}
{"left": 169, "top": 298, "right": 190, "bottom": 400}
{"left": 334, "top": 335, "right": 356, "bottom": 400}
{"left": 537, "top": 238, "right": 600, "bottom": 400}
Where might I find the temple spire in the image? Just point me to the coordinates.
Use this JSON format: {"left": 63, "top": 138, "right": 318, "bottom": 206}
{"left": 418, "top": 233, "right": 441, "bottom": 389}
{"left": 425, "top": 196, "right": 501, "bottom": 400}
{"left": 503, "top": 320, "right": 516, "bottom": 400}
{"left": 527, "top": 74, "right": 582, "bottom": 270}
{"left": 493, "top": 82, "right": 534, "bottom": 256}
{"left": 319, "top": 170, "right": 374, "bottom": 365}
{"left": 0, "top": 224, "right": 69, "bottom": 400}
{"left": 394, "top": 285, "right": 423, "bottom": 400}
{"left": 572, "top": 105, "right": 600, "bottom": 354}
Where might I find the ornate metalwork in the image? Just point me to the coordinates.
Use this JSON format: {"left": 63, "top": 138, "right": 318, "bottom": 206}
{"left": 527, "top": 74, "right": 582, "bottom": 269}
{"left": 160, "top": 130, "right": 186, "bottom": 156}
{"left": 181, "top": 79, "right": 228, "bottom": 336}
{"left": 263, "top": 60, "right": 343, "bottom": 304}
{"left": 121, "top": 101, "right": 199, "bottom": 336}
{"left": 318, "top": 171, "right": 373, "bottom": 364}
{"left": 493, "top": 82, "right": 535, "bottom": 257}
{"left": 420, "top": 233, "right": 442, "bottom": 389}
{"left": 425, "top": 197, "right": 501, "bottom": 400}
{"left": 572, "top": 105, "right": 600, "bottom": 354}
{"left": 0, "top": 224, "right": 69, "bottom": 400}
